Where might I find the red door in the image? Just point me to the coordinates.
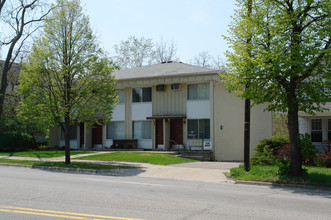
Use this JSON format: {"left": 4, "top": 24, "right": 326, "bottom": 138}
{"left": 170, "top": 119, "right": 183, "bottom": 145}
{"left": 156, "top": 119, "right": 163, "bottom": 148}
{"left": 92, "top": 124, "right": 103, "bottom": 146}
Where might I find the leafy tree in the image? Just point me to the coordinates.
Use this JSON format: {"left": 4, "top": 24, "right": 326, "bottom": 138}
{"left": 223, "top": 0, "right": 330, "bottom": 176}
{"left": 0, "top": 0, "right": 53, "bottom": 118}
{"left": 18, "top": 0, "right": 118, "bottom": 164}
{"left": 113, "top": 36, "right": 155, "bottom": 69}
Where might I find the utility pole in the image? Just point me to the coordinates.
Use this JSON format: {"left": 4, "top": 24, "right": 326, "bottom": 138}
{"left": 244, "top": 0, "right": 252, "bottom": 172}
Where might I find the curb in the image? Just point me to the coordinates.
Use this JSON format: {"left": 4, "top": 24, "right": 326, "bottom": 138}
{"left": 235, "top": 179, "right": 331, "bottom": 191}
{"left": 0, "top": 163, "right": 127, "bottom": 175}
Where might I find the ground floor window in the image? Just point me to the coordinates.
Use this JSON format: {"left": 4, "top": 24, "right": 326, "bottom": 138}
{"left": 311, "top": 119, "right": 322, "bottom": 142}
{"left": 132, "top": 120, "right": 152, "bottom": 139}
{"left": 187, "top": 119, "right": 210, "bottom": 139}
{"left": 60, "top": 124, "right": 77, "bottom": 140}
{"left": 106, "top": 121, "right": 125, "bottom": 139}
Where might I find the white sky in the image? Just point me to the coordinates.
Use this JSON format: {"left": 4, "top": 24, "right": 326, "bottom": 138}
{"left": 81, "top": 0, "right": 237, "bottom": 64}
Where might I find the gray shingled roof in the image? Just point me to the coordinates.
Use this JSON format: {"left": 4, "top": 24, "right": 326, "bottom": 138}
{"left": 113, "top": 61, "right": 220, "bottom": 80}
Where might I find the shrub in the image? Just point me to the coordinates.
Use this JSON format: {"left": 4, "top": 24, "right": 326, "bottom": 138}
{"left": 255, "top": 136, "right": 289, "bottom": 155}
{"left": 0, "top": 131, "right": 34, "bottom": 152}
{"left": 251, "top": 145, "right": 277, "bottom": 165}
{"left": 251, "top": 136, "right": 289, "bottom": 165}
{"left": 276, "top": 134, "right": 317, "bottom": 166}
{"left": 317, "top": 147, "right": 331, "bottom": 168}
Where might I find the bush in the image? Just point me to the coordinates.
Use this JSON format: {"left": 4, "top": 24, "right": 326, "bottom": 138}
{"left": 255, "top": 136, "right": 289, "bottom": 155}
{"left": 0, "top": 131, "right": 34, "bottom": 152}
{"left": 251, "top": 145, "right": 277, "bottom": 165}
{"left": 317, "top": 147, "right": 331, "bottom": 168}
{"left": 276, "top": 134, "right": 317, "bottom": 166}
{"left": 251, "top": 136, "right": 289, "bottom": 165}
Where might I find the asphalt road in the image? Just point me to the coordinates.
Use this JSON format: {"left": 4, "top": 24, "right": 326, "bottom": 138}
{"left": 0, "top": 166, "right": 330, "bottom": 220}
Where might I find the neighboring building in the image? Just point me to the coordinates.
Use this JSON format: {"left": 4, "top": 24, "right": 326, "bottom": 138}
{"left": 299, "top": 103, "right": 331, "bottom": 151}
{"left": 49, "top": 61, "right": 273, "bottom": 161}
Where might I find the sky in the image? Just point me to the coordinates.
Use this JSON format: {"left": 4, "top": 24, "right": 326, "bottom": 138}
{"left": 81, "top": 0, "right": 237, "bottom": 64}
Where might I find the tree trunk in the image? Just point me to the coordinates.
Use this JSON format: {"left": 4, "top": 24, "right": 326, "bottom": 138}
{"left": 287, "top": 89, "right": 302, "bottom": 176}
{"left": 0, "top": 59, "right": 10, "bottom": 118}
{"left": 64, "top": 116, "right": 71, "bottom": 164}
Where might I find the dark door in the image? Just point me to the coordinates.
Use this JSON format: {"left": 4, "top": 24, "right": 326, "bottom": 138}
{"left": 156, "top": 119, "right": 163, "bottom": 147}
{"left": 92, "top": 124, "right": 103, "bottom": 146}
{"left": 80, "top": 122, "right": 84, "bottom": 148}
{"left": 170, "top": 119, "right": 183, "bottom": 145}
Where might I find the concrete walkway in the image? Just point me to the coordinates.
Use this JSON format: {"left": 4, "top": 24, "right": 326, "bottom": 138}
{"left": 0, "top": 152, "right": 241, "bottom": 183}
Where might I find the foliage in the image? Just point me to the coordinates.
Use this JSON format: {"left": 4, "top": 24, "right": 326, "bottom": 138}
{"left": 276, "top": 134, "right": 317, "bottom": 165}
{"left": 250, "top": 145, "right": 277, "bottom": 165}
{"left": 255, "top": 136, "right": 289, "bottom": 155}
{"left": 0, "top": 150, "right": 92, "bottom": 158}
{"left": 0, "top": 131, "right": 34, "bottom": 152}
{"left": 229, "top": 165, "right": 331, "bottom": 187}
{"left": 223, "top": 0, "right": 331, "bottom": 176}
{"left": 251, "top": 136, "right": 289, "bottom": 165}
{"left": 298, "top": 133, "right": 318, "bottom": 165}
{"left": 77, "top": 152, "right": 197, "bottom": 165}
{"left": 317, "top": 147, "right": 331, "bottom": 168}
{"left": 273, "top": 113, "right": 289, "bottom": 137}
{"left": 18, "top": 0, "right": 118, "bottom": 164}
{"left": 277, "top": 157, "right": 291, "bottom": 178}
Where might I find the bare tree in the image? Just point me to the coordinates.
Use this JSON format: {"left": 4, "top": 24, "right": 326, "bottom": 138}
{"left": 212, "top": 55, "right": 226, "bottom": 71}
{"left": 113, "top": 36, "right": 155, "bottom": 69}
{"left": 0, "top": 0, "right": 53, "bottom": 117}
{"left": 193, "top": 50, "right": 212, "bottom": 68}
{"left": 154, "top": 38, "right": 178, "bottom": 63}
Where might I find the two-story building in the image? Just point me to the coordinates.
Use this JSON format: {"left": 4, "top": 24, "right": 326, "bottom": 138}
{"left": 49, "top": 61, "right": 273, "bottom": 161}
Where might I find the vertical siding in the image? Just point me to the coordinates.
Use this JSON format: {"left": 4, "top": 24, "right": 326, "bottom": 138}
{"left": 152, "top": 84, "right": 186, "bottom": 116}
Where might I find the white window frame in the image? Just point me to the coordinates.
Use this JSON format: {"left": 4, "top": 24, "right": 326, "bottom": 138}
{"left": 311, "top": 119, "right": 323, "bottom": 142}
{"left": 187, "top": 83, "right": 210, "bottom": 100}
{"left": 132, "top": 120, "right": 152, "bottom": 139}
{"left": 132, "top": 87, "right": 152, "bottom": 103}
{"left": 106, "top": 121, "right": 125, "bottom": 139}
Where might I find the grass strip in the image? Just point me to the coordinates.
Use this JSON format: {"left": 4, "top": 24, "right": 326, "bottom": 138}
{"left": 0, "top": 150, "right": 93, "bottom": 158}
{"left": 0, "top": 158, "right": 131, "bottom": 170}
{"left": 77, "top": 152, "right": 197, "bottom": 165}
{"left": 228, "top": 165, "right": 331, "bottom": 187}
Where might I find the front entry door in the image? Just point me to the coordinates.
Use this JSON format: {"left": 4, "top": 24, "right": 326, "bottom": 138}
{"left": 170, "top": 119, "right": 183, "bottom": 147}
{"left": 156, "top": 119, "right": 164, "bottom": 148}
{"left": 92, "top": 124, "right": 103, "bottom": 147}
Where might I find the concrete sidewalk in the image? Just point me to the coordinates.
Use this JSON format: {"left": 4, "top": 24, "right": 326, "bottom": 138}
{"left": 0, "top": 152, "right": 240, "bottom": 183}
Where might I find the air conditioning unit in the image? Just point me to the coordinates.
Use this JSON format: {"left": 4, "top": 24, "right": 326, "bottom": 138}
{"left": 156, "top": 84, "right": 166, "bottom": 91}
{"left": 171, "top": 83, "right": 180, "bottom": 90}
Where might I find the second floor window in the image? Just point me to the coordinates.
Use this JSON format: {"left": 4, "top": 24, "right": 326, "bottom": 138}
{"left": 132, "top": 87, "right": 152, "bottom": 102}
{"left": 117, "top": 89, "right": 125, "bottom": 104}
{"left": 187, "top": 83, "right": 210, "bottom": 100}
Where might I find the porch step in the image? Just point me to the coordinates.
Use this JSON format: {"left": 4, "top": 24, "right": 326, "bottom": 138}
{"left": 179, "top": 151, "right": 213, "bottom": 161}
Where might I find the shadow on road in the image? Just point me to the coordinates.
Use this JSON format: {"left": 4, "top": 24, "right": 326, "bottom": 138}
{"left": 270, "top": 184, "right": 331, "bottom": 199}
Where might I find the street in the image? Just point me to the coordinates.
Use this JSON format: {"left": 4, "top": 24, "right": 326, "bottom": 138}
{"left": 0, "top": 166, "right": 330, "bottom": 220}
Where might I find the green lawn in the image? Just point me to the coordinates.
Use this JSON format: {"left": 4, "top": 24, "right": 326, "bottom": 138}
{"left": 0, "top": 150, "right": 92, "bottom": 158}
{"left": 228, "top": 165, "right": 331, "bottom": 187}
{"left": 77, "top": 152, "right": 197, "bottom": 165}
{"left": 0, "top": 158, "right": 130, "bottom": 169}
